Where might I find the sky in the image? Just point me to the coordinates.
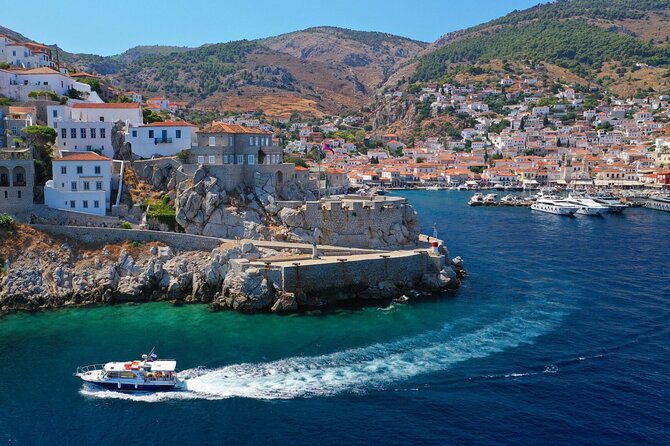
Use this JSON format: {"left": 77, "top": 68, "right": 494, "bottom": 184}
{"left": 3, "top": 0, "right": 543, "bottom": 56}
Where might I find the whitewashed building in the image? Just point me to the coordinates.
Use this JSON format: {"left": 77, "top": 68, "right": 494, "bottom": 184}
{"left": 44, "top": 152, "right": 113, "bottom": 216}
{"left": 0, "top": 67, "right": 92, "bottom": 101}
{"left": 125, "top": 121, "right": 196, "bottom": 158}
{"left": 48, "top": 103, "right": 143, "bottom": 158}
{"left": 0, "top": 35, "right": 55, "bottom": 69}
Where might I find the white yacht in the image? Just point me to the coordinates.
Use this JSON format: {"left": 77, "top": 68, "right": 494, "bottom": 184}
{"left": 492, "top": 183, "right": 505, "bottom": 191}
{"left": 565, "top": 194, "right": 610, "bottom": 216}
{"left": 646, "top": 196, "right": 670, "bottom": 212}
{"left": 587, "top": 193, "right": 629, "bottom": 213}
{"left": 425, "top": 185, "right": 440, "bottom": 191}
{"left": 531, "top": 194, "right": 578, "bottom": 216}
{"left": 484, "top": 193, "right": 497, "bottom": 205}
{"left": 468, "top": 193, "right": 485, "bottom": 206}
{"left": 75, "top": 349, "right": 179, "bottom": 392}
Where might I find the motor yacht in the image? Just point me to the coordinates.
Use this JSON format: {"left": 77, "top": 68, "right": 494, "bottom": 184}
{"left": 531, "top": 194, "right": 578, "bottom": 216}
{"left": 586, "top": 193, "right": 629, "bottom": 213}
{"left": 75, "top": 349, "right": 179, "bottom": 392}
{"left": 468, "top": 193, "right": 485, "bottom": 206}
{"left": 565, "top": 194, "right": 609, "bottom": 216}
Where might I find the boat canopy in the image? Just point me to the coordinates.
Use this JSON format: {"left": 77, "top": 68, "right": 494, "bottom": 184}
{"left": 148, "top": 360, "right": 177, "bottom": 372}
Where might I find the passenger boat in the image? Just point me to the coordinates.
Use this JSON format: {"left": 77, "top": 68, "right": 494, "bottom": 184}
{"left": 645, "top": 196, "right": 670, "bottom": 212}
{"left": 75, "top": 349, "right": 179, "bottom": 392}
{"left": 565, "top": 194, "right": 609, "bottom": 216}
{"left": 531, "top": 194, "right": 578, "bottom": 216}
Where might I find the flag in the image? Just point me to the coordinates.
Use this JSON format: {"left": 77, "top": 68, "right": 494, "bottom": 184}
{"left": 322, "top": 141, "right": 335, "bottom": 155}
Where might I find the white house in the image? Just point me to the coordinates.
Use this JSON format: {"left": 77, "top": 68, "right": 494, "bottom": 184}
{"left": 44, "top": 152, "right": 113, "bottom": 216}
{"left": 48, "top": 103, "right": 143, "bottom": 158}
{"left": 0, "top": 67, "right": 92, "bottom": 101}
{"left": 126, "top": 121, "right": 197, "bottom": 158}
{"left": 0, "top": 35, "right": 55, "bottom": 69}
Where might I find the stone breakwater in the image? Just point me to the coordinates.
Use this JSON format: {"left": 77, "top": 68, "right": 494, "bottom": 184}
{"left": 0, "top": 226, "right": 464, "bottom": 315}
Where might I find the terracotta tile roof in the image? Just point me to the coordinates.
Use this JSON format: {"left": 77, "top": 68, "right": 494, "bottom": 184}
{"left": 56, "top": 152, "right": 112, "bottom": 162}
{"left": 199, "top": 123, "right": 272, "bottom": 135}
{"left": 8, "top": 106, "right": 34, "bottom": 114}
{"left": 142, "top": 121, "right": 196, "bottom": 127}
{"left": 8, "top": 67, "right": 62, "bottom": 75}
{"left": 70, "top": 72, "right": 99, "bottom": 78}
{"left": 71, "top": 102, "right": 141, "bottom": 109}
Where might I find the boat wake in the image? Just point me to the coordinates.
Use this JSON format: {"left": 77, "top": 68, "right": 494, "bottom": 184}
{"left": 80, "top": 297, "right": 570, "bottom": 402}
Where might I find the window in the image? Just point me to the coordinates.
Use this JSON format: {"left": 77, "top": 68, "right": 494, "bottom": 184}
{"left": 132, "top": 130, "right": 137, "bottom": 137}
{"left": 61, "top": 128, "right": 67, "bottom": 139}
{"left": 197, "top": 156, "right": 205, "bottom": 164}
{"left": 71, "top": 128, "right": 76, "bottom": 138}
{"left": 83, "top": 182, "right": 90, "bottom": 191}
{"left": 247, "top": 154, "right": 255, "bottom": 165}
{"left": 71, "top": 182, "right": 77, "bottom": 191}
{"left": 237, "top": 155, "right": 244, "bottom": 164}
{"left": 209, "top": 137, "right": 216, "bottom": 147}
{"left": 208, "top": 155, "right": 215, "bottom": 164}
{"left": 69, "top": 200, "right": 75, "bottom": 209}
{"left": 176, "top": 130, "right": 181, "bottom": 139}
{"left": 80, "top": 128, "right": 86, "bottom": 139}
{"left": 96, "top": 181, "right": 102, "bottom": 190}
{"left": 77, "top": 166, "right": 83, "bottom": 174}
{"left": 99, "top": 117, "right": 104, "bottom": 122}
{"left": 90, "top": 128, "right": 96, "bottom": 139}
{"left": 17, "top": 190, "right": 21, "bottom": 199}
{"left": 228, "top": 136, "right": 233, "bottom": 146}
{"left": 149, "top": 130, "right": 154, "bottom": 138}
{"left": 100, "top": 128, "right": 106, "bottom": 138}
{"left": 94, "top": 200, "right": 100, "bottom": 208}
{"left": 223, "top": 155, "right": 230, "bottom": 164}
{"left": 3, "top": 191, "right": 6, "bottom": 199}
{"left": 52, "top": 109, "right": 57, "bottom": 118}
{"left": 94, "top": 166, "right": 101, "bottom": 174}
{"left": 83, "top": 200, "right": 88, "bottom": 209}
{"left": 86, "top": 146, "right": 92, "bottom": 151}
{"left": 61, "top": 166, "right": 67, "bottom": 175}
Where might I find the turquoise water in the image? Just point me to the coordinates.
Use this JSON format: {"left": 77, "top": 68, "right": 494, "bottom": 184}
{"left": 1, "top": 191, "right": 669, "bottom": 444}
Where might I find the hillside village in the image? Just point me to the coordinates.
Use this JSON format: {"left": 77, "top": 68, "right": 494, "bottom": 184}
{"left": 1, "top": 27, "right": 670, "bottom": 231}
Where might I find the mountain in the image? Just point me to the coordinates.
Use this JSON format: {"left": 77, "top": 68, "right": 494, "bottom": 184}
{"left": 413, "top": 0, "right": 670, "bottom": 89}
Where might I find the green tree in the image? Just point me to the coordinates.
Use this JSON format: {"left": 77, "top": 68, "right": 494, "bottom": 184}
{"left": 143, "top": 108, "right": 164, "bottom": 123}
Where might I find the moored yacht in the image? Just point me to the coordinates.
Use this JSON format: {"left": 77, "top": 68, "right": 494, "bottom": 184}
{"left": 531, "top": 194, "right": 578, "bottom": 216}
{"left": 645, "top": 196, "right": 670, "bottom": 212}
{"left": 75, "top": 349, "right": 179, "bottom": 392}
{"left": 484, "top": 193, "right": 497, "bottom": 205}
{"left": 587, "top": 193, "right": 629, "bottom": 213}
{"left": 566, "top": 194, "right": 609, "bottom": 216}
{"left": 468, "top": 193, "right": 485, "bottom": 206}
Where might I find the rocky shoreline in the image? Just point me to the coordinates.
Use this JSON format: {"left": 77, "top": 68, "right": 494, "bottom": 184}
{"left": 0, "top": 226, "right": 465, "bottom": 316}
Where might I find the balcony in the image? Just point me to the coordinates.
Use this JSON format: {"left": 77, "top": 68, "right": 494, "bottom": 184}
{"left": 154, "top": 137, "right": 173, "bottom": 144}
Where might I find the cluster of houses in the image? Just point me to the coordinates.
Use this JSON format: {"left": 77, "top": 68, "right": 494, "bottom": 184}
{"left": 289, "top": 77, "right": 670, "bottom": 191}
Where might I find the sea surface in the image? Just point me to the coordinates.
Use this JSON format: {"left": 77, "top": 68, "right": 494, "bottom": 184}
{"left": 1, "top": 190, "right": 669, "bottom": 445}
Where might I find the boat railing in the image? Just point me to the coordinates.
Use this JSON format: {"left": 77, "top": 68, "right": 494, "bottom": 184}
{"left": 75, "top": 364, "right": 105, "bottom": 374}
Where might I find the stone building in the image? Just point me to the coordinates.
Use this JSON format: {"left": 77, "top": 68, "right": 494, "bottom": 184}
{"left": 0, "top": 148, "right": 35, "bottom": 214}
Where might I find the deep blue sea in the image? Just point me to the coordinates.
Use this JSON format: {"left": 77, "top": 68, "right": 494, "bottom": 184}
{"left": 1, "top": 190, "right": 669, "bottom": 445}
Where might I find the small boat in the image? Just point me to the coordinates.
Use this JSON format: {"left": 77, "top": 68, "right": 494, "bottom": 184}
{"left": 492, "top": 183, "right": 505, "bottom": 191}
{"left": 75, "top": 349, "right": 179, "bottom": 392}
{"left": 484, "top": 193, "right": 497, "bottom": 205}
{"left": 457, "top": 185, "right": 468, "bottom": 191}
{"left": 531, "top": 194, "right": 578, "bottom": 216}
{"left": 468, "top": 193, "right": 485, "bottom": 206}
{"left": 425, "top": 185, "right": 440, "bottom": 191}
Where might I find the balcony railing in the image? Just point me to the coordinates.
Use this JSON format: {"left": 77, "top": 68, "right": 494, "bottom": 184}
{"left": 154, "top": 137, "right": 173, "bottom": 144}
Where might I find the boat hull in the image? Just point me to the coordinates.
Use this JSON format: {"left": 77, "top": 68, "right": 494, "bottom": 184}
{"left": 84, "top": 379, "right": 177, "bottom": 392}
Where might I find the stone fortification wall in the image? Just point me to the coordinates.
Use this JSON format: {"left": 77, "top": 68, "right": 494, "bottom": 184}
{"left": 267, "top": 251, "right": 442, "bottom": 295}
{"left": 32, "top": 224, "right": 224, "bottom": 252}
{"left": 279, "top": 197, "right": 420, "bottom": 249}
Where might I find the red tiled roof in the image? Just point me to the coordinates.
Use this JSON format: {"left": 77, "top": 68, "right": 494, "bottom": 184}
{"left": 8, "top": 67, "right": 61, "bottom": 75}
{"left": 71, "top": 102, "right": 141, "bottom": 109}
{"left": 56, "top": 152, "right": 111, "bottom": 162}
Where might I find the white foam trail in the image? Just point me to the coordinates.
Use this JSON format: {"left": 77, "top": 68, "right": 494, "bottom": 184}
{"left": 80, "top": 297, "right": 568, "bottom": 402}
